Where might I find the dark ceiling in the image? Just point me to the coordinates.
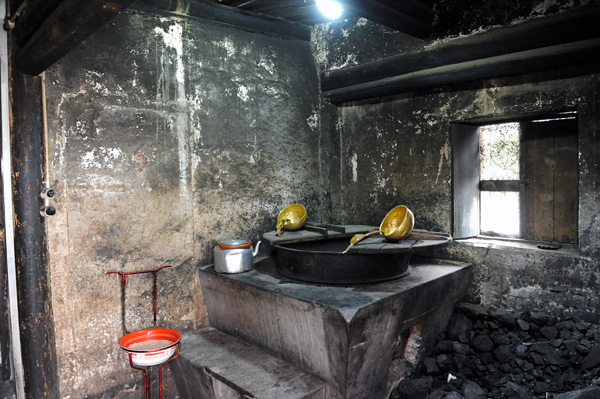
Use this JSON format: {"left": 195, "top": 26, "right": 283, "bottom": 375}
{"left": 12, "top": 0, "right": 436, "bottom": 76}
{"left": 210, "top": 0, "right": 435, "bottom": 38}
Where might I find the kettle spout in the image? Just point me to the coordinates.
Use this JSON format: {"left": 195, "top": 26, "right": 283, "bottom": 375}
{"left": 252, "top": 241, "right": 262, "bottom": 257}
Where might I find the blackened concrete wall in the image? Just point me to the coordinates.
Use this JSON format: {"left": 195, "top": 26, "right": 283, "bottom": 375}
{"left": 43, "top": 9, "right": 325, "bottom": 398}
{"left": 321, "top": 0, "right": 600, "bottom": 325}
{"left": 32, "top": 0, "right": 600, "bottom": 397}
{"left": 311, "top": 17, "right": 425, "bottom": 73}
{"left": 433, "top": 0, "right": 599, "bottom": 39}
{"left": 331, "top": 75, "right": 600, "bottom": 320}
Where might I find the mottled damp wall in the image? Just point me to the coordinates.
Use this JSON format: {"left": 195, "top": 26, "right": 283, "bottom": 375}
{"left": 334, "top": 83, "right": 599, "bottom": 317}
{"left": 35, "top": 0, "right": 600, "bottom": 396}
{"left": 43, "top": 9, "right": 324, "bottom": 398}
{"left": 311, "top": 17, "right": 425, "bottom": 74}
{"left": 433, "top": 0, "right": 599, "bottom": 39}
{"left": 319, "top": 1, "right": 600, "bottom": 322}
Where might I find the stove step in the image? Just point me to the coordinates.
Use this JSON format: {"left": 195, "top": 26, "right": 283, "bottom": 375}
{"left": 172, "top": 327, "right": 326, "bottom": 399}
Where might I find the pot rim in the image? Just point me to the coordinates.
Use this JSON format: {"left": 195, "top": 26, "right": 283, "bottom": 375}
{"left": 218, "top": 239, "right": 252, "bottom": 249}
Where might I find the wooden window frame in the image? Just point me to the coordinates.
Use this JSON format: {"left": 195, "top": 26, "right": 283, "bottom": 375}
{"left": 452, "top": 114, "right": 578, "bottom": 244}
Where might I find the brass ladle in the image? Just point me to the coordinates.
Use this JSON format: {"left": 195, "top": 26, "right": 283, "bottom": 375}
{"left": 342, "top": 205, "right": 414, "bottom": 254}
{"left": 342, "top": 230, "right": 381, "bottom": 254}
{"left": 276, "top": 204, "right": 307, "bottom": 236}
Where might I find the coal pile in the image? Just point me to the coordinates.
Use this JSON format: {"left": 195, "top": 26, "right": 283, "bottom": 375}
{"left": 391, "top": 303, "right": 600, "bottom": 399}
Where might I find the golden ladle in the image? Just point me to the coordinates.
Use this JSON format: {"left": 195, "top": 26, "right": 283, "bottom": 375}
{"left": 342, "top": 205, "right": 414, "bottom": 254}
{"left": 342, "top": 230, "right": 382, "bottom": 254}
{"left": 276, "top": 204, "right": 307, "bottom": 236}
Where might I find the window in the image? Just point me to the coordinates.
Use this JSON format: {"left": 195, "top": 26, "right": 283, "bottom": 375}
{"left": 452, "top": 113, "right": 578, "bottom": 244}
{"left": 479, "top": 122, "right": 521, "bottom": 237}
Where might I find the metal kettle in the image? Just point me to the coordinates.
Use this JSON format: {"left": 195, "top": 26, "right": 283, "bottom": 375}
{"left": 214, "top": 239, "right": 261, "bottom": 274}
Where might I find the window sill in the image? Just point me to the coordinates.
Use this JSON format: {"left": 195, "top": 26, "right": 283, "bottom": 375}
{"left": 454, "top": 236, "right": 580, "bottom": 257}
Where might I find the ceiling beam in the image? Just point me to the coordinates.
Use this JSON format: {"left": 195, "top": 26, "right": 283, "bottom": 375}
{"left": 338, "top": 0, "right": 432, "bottom": 38}
{"left": 15, "top": 0, "right": 137, "bottom": 76}
{"left": 322, "top": 4, "right": 600, "bottom": 93}
{"left": 133, "top": 0, "right": 311, "bottom": 41}
{"left": 323, "top": 38, "right": 600, "bottom": 104}
{"left": 9, "top": 0, "right": 63, "bottom": 48}
{"left": 232, "top": 0, "right": 303, "bottom": 13}
{"left": 221, "top": 0, "right": 433, "bottom": 28}
{"left": 221, "top": 0, "right": 255, "bottom": 6}
{"left": 267, "top": 5, "right": 320, "bottom": 20}
{"left": 377, "top": 0, "right": 432, "bottom": 24}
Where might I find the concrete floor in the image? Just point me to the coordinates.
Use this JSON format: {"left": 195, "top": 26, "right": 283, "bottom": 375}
{"left": 0, "top": 380, "right": 15, "bottom": 399}
{"left": 0, "top": 373, "right": 179, "bottom": 399}
{"left": 91, "top": 371, "right": 180, "bottom": 399}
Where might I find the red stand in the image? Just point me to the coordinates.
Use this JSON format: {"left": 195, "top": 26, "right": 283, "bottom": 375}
{"left": 126, "top": 342, "right": 181, "bottom": 399}
{"left": 106, "top": 265, "right": 179, "bottom": 399}
{"left": 104, "top": 264, "right": 173, "bottom": 326}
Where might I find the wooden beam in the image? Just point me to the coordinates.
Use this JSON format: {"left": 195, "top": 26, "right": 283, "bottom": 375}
{"left": 322, "top": 4, "right": 600, "bottom": 92}
{"left": 222, "top": 0, "right": 256, "bottom": 7}
{"left": 213, "top": 1, "right": 325, "bottom": 25}
{"left": 9, "top": 55, "right": 60, "bottom": 399}
{"left": 338, "top": 0, "right": 432, "bottom": 38}
{"left": 377, "top": 0, "right": 433, "bottom": 24}
{"left": 266, "top": 5, "right": 319, "bottom": 20}
{"left": 133, "top": 0, "right": 311, "bottom": 41}
{"left": 235, "top": 0, "right": 303, "bottom": 13}
{"left": 9, "top": 0, "right": 63, "bottom": 48}
{"left": 15, "top": 0, "right": 137, "bottom": 76}
{"left": 0, "top": 217, "right": 10, "bottom": 381}
{"left": 479, "top": 180, "right": 523, "bottom": 192}
{"left": 292, "top": 12, "right": 347, "bottom": 26}
{"left": 323, "top": 38, "right": 600, "bottom": 104}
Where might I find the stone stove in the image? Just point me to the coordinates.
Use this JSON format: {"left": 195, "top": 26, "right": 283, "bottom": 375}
{"left": 173, "top": 254, "right": 472, "bottom": 399}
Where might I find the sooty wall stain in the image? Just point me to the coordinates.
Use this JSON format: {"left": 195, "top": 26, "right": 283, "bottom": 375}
{"left": 323, "top": 1, "right": 599, "bottom": 325}
{"left": 332, "top": 72, "right": 599, "bottom": 323}
{"left": 44, "top": 10, "right": 324, "bottom": 397}
{"left": 35, "top": 0, "right": 600, "bottom": 397}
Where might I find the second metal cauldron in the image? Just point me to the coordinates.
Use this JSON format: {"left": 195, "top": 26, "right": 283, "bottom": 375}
{"left": 274, "top": 237, "right": 411, "bottom": 285}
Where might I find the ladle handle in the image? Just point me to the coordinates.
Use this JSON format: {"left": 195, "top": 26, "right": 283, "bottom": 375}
{"left": 276, "top": 219, "right": 290, "bottom": 237}
{"left": 342, "top": 230, "right": 381, "bottom": 254}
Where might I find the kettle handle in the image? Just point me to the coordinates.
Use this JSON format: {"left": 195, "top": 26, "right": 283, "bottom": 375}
{"left": 252, "top": 241, "right": 262, "bottom": 257}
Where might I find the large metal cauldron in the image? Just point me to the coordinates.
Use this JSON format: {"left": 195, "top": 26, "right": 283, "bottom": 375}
{"left": 274, "top": 237, "right": 411, "bottom": 284}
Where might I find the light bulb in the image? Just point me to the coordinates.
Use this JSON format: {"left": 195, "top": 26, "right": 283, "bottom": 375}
{"left": 316, "top": 0, "right": 343, "bottom": 20}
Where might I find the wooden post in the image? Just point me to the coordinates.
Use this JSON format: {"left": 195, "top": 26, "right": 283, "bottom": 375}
{"left": 10, "top": 49, "right": 59, "bottom": 398}
{"left": 0, "top": 209, "right": 10, "bottom": 381}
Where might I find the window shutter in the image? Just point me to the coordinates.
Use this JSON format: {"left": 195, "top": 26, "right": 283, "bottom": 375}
{"left": 452, "top": 124, "right": 480, "bottom": 239}
{"left": 520, "top": 118, "right": 578, "bottom": 244}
